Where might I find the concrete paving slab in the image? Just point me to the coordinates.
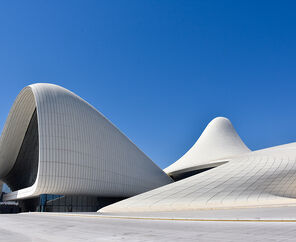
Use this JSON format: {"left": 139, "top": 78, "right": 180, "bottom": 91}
{"left": 1, "top": 206, "right": 296, "bottom": 241}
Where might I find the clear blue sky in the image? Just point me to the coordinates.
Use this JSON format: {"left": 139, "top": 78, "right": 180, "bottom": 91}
{"left": 0, "top": 0, "right": 296, "bottom": 170}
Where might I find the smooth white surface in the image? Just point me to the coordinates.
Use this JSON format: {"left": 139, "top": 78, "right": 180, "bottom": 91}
{"left": 1, "top": 208, "right": 296, "bottom": 242}
{"left": 99, "top": 205, "right": 296, "bottom": 220}
{"left": 101, "top": 141, "right": 296, "bottom": 212}
{"left": 164, "top": 117, "right": 250, "bottom": 175}
{"left": 0, "top": 83, "right": 172, "bottom": 200}
{"left": 0, "top": 87, "right": 36, "bottom": 178}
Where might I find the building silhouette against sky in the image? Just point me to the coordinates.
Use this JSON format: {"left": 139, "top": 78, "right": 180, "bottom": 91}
{"left": 1, "top": 84, "right": 296, "bottom": 213}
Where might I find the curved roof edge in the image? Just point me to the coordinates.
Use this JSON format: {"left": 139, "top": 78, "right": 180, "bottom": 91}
{"left": 1, "top": 83, "right": 173, "bottom": 200}
{"left": 164, "top": 117, "right": 250, "bottom": 175}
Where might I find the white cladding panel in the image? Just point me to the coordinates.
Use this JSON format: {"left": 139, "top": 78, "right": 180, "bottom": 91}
{"left": 164, "top": 117, "right": 250, "bottom": 174}
{"left": 100, "top": 143, "right": 296, "bottom": 213}
{"left": 0, "top": 87, "right": 36, "bottom": 178}
{"left": 1, "top": 83, "right": 172, "bottom": 200}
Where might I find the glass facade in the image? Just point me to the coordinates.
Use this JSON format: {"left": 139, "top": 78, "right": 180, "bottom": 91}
{"left": 26, "top": 194, "right": 126, "bottom": 212}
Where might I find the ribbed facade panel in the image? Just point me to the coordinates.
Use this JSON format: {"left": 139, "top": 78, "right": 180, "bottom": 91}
{"left": 0, "top": 83, "right": 172, "bottom": 200}
{"left": 100, "top": 142, "right": 296, "bottom": 212}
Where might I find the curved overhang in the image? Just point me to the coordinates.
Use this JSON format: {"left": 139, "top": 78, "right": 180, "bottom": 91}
{"left": 168, "top": 160, "right": 228, "bottom": 181}
{"left": 164, "top": 117, "right": 251, "bottom": 176}
{"left": 0, "top": 86, "right": 37, "bottom": 179}
{"left": 1, "top": 83, "right": 173, "bottom": 201}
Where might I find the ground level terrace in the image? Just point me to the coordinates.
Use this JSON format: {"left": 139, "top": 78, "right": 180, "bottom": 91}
{"left": 1, "top": 206, "right": 296, "bottom": 241}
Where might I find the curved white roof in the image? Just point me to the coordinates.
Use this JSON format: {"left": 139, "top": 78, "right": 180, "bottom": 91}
{"left": 100, "top": 142, "right": 296, "bottom": 213}
{"left": 0, "top": 83, "right": 172, "bottom": 200}
{"left": 164, "top": 117, "right": 250, "bottom": 175}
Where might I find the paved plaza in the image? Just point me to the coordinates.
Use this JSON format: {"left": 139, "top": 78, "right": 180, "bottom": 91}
{"left": 1, "top": 206, "right": 296, "bottom": 241}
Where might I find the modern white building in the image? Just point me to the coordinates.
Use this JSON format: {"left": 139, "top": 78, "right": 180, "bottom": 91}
{"left": 164, "top": 117, "right": 250, "bottom": 180}
{"left": 100, "top": 117, "right": 296, "bottom": 213}
{"left": 1, "top": 83, "right": 296, "bottom": 213}
{"left": 0, "top": 84, "right": 172, "bottom": 211}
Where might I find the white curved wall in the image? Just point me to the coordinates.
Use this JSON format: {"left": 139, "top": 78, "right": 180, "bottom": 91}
{"left": 164, "top": 117, "right": 250, "bottom": 175}
{"left": 1, "top": 83, "right": 172, "bottom": 200}
{"left": 0, "top": 87, "right": 36, "bottom": 178}
{"left": 100, "top": 142, "right": 296, "bottom": 213}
